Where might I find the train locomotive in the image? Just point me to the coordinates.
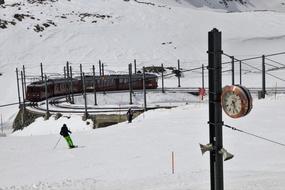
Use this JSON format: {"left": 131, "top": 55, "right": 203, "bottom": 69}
{"left": 26, "top": 73, "right": 158, "bottom": 102}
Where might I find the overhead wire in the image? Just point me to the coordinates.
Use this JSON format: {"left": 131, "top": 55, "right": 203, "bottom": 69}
{"left": 222, "top": 52, "right": 285, "bottom": 82}
{"left": 224, "top": 124, "right": 285, "bottom": 148}
{"left": 265, "top": 57, "right": 285, "bottom": 67}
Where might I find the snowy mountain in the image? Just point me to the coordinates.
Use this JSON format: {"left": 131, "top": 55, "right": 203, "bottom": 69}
{"left": 1, "top": 0, "right": 285, "bottom": 189}
{"left": 181, "top": 0, "right": 285, "bottom": 12}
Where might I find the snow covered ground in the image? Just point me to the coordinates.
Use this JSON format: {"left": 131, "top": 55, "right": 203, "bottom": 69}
{"left": 1, "top": 0, "right": 285, "bottom": 189}
{"left": 1, "top": 95, "right": 285, "bottom": 189}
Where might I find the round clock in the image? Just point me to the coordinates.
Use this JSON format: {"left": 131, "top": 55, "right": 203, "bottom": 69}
{"left": 221, "top": 85, "right": 253, "bottom": 118}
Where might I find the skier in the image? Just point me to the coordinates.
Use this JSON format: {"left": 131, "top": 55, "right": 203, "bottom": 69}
{"left": 60, "top": 124, "right": 75, "bottom": 148}
{"left": 126, "top": 108, "right": 133, "bottom": 123}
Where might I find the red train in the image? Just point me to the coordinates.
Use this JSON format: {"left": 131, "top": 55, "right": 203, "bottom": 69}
{"left": 26, "top": 73, "right": 158, "bottom": 102}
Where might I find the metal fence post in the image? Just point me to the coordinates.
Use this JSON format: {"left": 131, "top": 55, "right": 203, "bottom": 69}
{"left": 93, "top": 65, "right": 97, "bottom": 106}
{"left": 208, "top": 28, "right": 224, "bottom": 190}
{"left": 66, "top": 62, "right": 71, "bottom": 102}
{"left": 134, "top": 59, "right": 137, "bottom": 74}
{"left": 178, "top": 59, "right": 181, "bottom": 87}
{"left": 20, "top": 71, "right": 26, "bottom": 110}
{"left": 143, "top": 67, "right": 147, "bottom": 111}
{"left": 44, "top": 75, "right": 50, "bottom": 119}
{"left": 231, "top": 56, "right": 235, "bottom": 85}
{"left": 262, "top": 55, "right": 266, "bottom": 98}
{"left": 40, "top": 62, "right": 44, "bottom": 81}
{"left": 99, "top": 60, "right": 102, "bottom": 76}
{"left": 161, "top": 64, "right": 165, "bottom": 93}
{"left": 202, "top": 64, "right": 205, "bottom": 89}
{"left": 239, "top": 60, "right": 242, "bottom": 85}
{"left": 16, "top": 68, "right": 21, "bottom": 108}
{"left": 69, "top": 66, "right": 74, "bottom": 104}
{"left": 22, "top": 65, "right": 27, "bottom": 97}
{"left": 64, "top": 66, "right": 68, "bottom": 101}
{"left": 82, "top": 72, "right": 88, "bottom": 120}
{"left": 129, "top": 64, "right": 133, "bottom": 105}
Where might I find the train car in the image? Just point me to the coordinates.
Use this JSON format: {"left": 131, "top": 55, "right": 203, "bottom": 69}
{"left": 26, "top": 73, "right": 158, "bottom": 102}
{"left": 26, "top": 80, "right": 54, "bottom": 102}
{"left": 53, "top": 78, "right": 82, "bottom": 96}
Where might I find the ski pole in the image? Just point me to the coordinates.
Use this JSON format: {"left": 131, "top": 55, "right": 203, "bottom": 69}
{"left": 53, "top": 136, "right": 62, "bottom": 150}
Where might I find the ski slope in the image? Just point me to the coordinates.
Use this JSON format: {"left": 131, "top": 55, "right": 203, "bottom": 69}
{"left": 1, "top": 0, "right": 285, "bottom": 189}
{"left": 1, "top": 95, "right": 285, "bottom": 189}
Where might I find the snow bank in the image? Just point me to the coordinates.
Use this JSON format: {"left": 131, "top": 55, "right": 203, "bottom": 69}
{"left": 12, "top": 115, "right": 93, "bottom": 136}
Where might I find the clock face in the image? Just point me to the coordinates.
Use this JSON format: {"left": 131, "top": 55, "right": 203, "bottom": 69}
{"left": 222, "top": 91, "right": 242, "bottom": 116}
{"left": 221, "top": 85, "right": 253, "bottom": 118}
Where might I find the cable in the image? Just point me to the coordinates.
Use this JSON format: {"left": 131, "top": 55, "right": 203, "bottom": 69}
{"left": 265, "top": 57, "right": 285, "bottom": 67}
{"left": 265, "top": 62, "right": 280, "bottom": 69}
{"left": 241, "top": 61, "right": 285, "bottom": 82}
{"left": 224, "top": 124, "right": 285, "bottom": 147}
{"left": 0, "top": 102, "right": 19, "bottom": 108}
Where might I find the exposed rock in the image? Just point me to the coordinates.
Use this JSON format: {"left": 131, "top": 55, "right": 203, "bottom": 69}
{"left": 34, "top": 24, "right": 44, "bottom": 32}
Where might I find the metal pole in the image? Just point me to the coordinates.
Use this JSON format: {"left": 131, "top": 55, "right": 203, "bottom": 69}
{"left": 129, "top": 64, "right": 133, "bottom": 105}
{"left": 82, "top": 72, "right": 88, "bottom": 119}
{"left": 22, "top": 65, "right": 27, "bottom": 98}
{"left": 16, "top": 68, "right": 21, "bottom": 108}
{"left": 69, "top": 66, "right": 74, "bottom": 104}
{"left": 178, "top": 59, "right": 181, "bottom": 87}
{"left": 262, "top": 55, "right": 266, "bottom": 98}
{"left": 202, "top": 64, "right": 205, "bottom": 89}
{"left": 40, "top": 62, "right": 44, "bottom": 81}
{"left": 134, "top": 59, "right": 137, "bottom": 74}
{"left": 44, "top": 75, "right": 50, "bottom": 118}
{"left": 93, "top": 65, "right": 97, "bottom": 105}
{"left": 80, "top": 64, "right": 83, "bottom": 95}
{"left": 64, "top": 66, "right": 67, "bottom": 101}
{"left": 66, "top": 62, "right": 71, "bottom": 102}
{"left": 143, "top": 67, "right": 147, "bottom": 111}
{"left": 231, "top": 56, "right": 235, "bottom": 85}
{"left": 99, "top": 60, "right": 102, "bottom": 76}
{"left": 1, "top": 114, "right": 3, "bottom": 135}
{"left": 208, "top": 28, "right": 224, "bottom": 190}
{"left": 20, "top": 71, "right": 25, "bottom": 110}
{"left": 161, "top": 64, "right": 165, "bottom": 93}
{"left": 239, "top": 60, "right": 242, "bottom": 85}
{"left": 102, "top": 63, "right": 104, "bottom": 76}
{"left": 80, "top": 64, "right": 83, "bottom": 81}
